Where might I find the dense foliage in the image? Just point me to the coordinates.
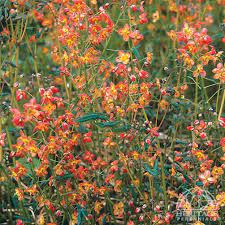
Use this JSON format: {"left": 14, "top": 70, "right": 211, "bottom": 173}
{"left": 0, "top": 0, "right": 225, "bottom": 224}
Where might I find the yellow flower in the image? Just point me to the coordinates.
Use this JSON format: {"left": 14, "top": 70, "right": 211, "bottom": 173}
{"left": 37, "top": 214, "right": 45, "bottom": 225}
{"left": 132, "top": 151, "right": 139, "bottom": 160}
{"left": 216, "top": 192, "right": 225, "bottom": 207}
{"left": 212, "top": 166, "right": 224, "bottom": 178}
{"left": 91, "top": 0, "right": 97, "bottom": 4}
{"left": 171, "top": 166, "right": 176, "bottom": 176}
{"left": 146, "top": 52, "right": 153, "bottom": 64}
{"left": 113, "top": 202, "right": 124, "bottom": 217}
{"left": 192, "top": 221, "right": 205, "bottom": 225}
{"left": 114, "top": 180, "right": 122, "bottom": 192}
{"left": 152, "top": 11, "right": 159, "bottom": 23}
{"left": 116, "top": 51, "right": 130, "bottom": 65}
{"left": 94, "top": 201, "right": 104, "bottom": 214}
{"left": 132, "top": 179, "right": 140, "bottom": 187}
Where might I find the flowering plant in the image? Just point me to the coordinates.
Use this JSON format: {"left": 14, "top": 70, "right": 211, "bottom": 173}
{"left": 0, "top": 0, "right": 225, "bottom": 224}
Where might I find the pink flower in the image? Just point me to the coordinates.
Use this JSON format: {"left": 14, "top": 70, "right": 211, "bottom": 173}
{"left": 212, "top": 63, "right": 225, "bottom": 83}
{"left": 199, "top": 170, "right": 216, "bottom": 186}
{"left": 0, "top": 133, "right": 6, "bottom": 147}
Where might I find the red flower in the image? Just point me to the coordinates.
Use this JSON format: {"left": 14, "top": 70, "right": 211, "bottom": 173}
{"left": 139, "top": 13, "right": 148, "bottom": 24}
{"left": 219, "top": 117, "right": 225, "bottom": 127}
{"left": 71, "top": 166, "right": 88, "bottom": 179}
{"left": 83, "top": 151, "right": 95, "bottom": 163}
{"left": 10, "top": 108, "right": 26, "bottom": 127}
{"left": 200, "top": 132, "right": 207, "bottom": 139}
{"left": 16, "top": 89, "right": 27, "bottom": 101}
{"left": 16, "top": 219, "right": 24, "bottom": 225}
{"left": 83, "top": 131, "right": 92, "bottom": 143}
{"left": 220, "top": 137, "right": 225, "bottom": 152}
{"left": 138, "top": 70, "right": 149, "bottom": 79}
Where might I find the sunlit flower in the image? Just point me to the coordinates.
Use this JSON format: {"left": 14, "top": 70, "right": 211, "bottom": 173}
{"left": 116, "top": 51, "right": 130, "bottom": 65}
{"left": 118, "top": 24, "right": 130, "bottom": 41}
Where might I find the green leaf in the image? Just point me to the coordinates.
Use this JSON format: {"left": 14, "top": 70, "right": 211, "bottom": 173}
{"left": 212, "top": 32, "right": 224, "bottom": 40}
{"left": 153, "top": 179, "right": 163, "bottom": 193}
{"left": 144, "top": 159, "right": 159, "bottom": 177}
{"left": 196, "top": 181, "right": 203, "bottom": 187}
{"left": 144, "top": 106, "right": 155, "bottom": 118}
{"left": 102, "top": 215, "right": 107, "bottom": 225}
{"left": 18, "top": 158, "right": 41, "bottom": 176}
{"left": 78, "top": 124, "right": 89, "bottom": 133}
{"left": 96, "top": 121, "right": 120, "bottom": 128}
{"left": 130, "top": 184, "right": 137, "bottom": 200}
{"left": 1, "top": 92, "right": 10, "bottom": 96}
{"left": 76, "top": 113, "right": 109, "bottom": 122}
{"left": 183, "top": 173, "right": 191, "bottom": 183}
{"left": 12, "top": 195, "right": 19, "bottom": 208}
{"left": 77, "top": 205, "right": 87, "bottom": 225}
{"left": 112, "top": 123, "right": 131, "bottom": 132}
{"left": 132, "top": 46, "right": 141, "bottom": 59}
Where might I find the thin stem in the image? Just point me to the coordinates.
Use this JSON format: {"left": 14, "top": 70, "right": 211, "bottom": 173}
{"left": 218, "top": 89, "right": 225, "bottom": 120}
{"left": 195, "top": 76, "right": 199, "bottom": 118}
{"left": 160, "top": 154, "right": 168, "bottom": 211}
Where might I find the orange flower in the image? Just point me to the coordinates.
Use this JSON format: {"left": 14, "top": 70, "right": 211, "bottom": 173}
{"left": 25, "top": 185, "right": 37, "bottom": 195}
{"left": 132, "top": 179, "right": 140, "bottom": 187}
{"left": 146, "top": 52, "right": 153, "bottom": 64}
{"left": 113, "top": 202, "right": 124, "bottom": 217}
{"left": 54, "top": 164, "right": 64, "bottom": 176}
{"left": 10, "top": 162, "right": 28, "bottom": 180}
{"left": 132, "top": 151, "right": 140, "bottom": 160}
{"left": 114, "top": 180, "right": 122, "bottom": 192}
{"left": 159, "top": 99, "right": 169, "bottom": 110}
{"left": 183, "top": 53, "right": 195, "bottom": 69}
{"left": 193, "top": 64, "right": 206, "bottom": 77}
{"left": 42, "top": 103, "right": 56, "bottom": 115}
{"left": 127, "top": 103, "right": 139, "bottom": 112}
{"left": 171, "top": 165, "right": 176, "bottom": 176}
{"left": 167, "top": 30, "right": 177, "bottom": 40}
{"left": 94, "top": 201, "right": 105, "bottom": 214}
{"left": 35, "top": 164, "right": 49, "bottom": 177}
{"left": 15, "top": 188, "right": 24, "bottom": 201}
{"left": 118, "top": 24, "right": 130, "bottom": 41}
